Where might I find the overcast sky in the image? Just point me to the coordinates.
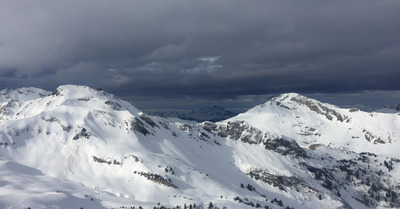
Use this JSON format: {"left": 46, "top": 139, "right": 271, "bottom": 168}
{"left": 1, "top": 0, "right": 399, "bottom": 112}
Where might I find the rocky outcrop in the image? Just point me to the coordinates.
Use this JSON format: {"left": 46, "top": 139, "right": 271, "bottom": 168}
{"left": 290, "top": 96, "right": 349, "bottom": 122}
{"left": 263, "top": 137, "right": 307, "bottom": 158}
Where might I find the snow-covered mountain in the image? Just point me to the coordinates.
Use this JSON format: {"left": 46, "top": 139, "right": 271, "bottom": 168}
{"left": 0, "top": 85, "right": 399, "bottom": 209}
{"left": 374, "top": 104, "right": 400, "bottom": 113}
{"left": 231, "top": 93, "right": 400, "bottom": 159}
{"left": 155, "top": 105, "right": 237, "bottom": 122}
{"left": 0, "top": 87, "right": 49, "bottom": 103}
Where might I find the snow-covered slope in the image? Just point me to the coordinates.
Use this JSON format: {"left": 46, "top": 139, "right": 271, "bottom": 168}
{"left": 0, "top": 86, "right": 399, "bottom": 209}
{"left": 230, "top": 93, "right": 400, "bottom": 159}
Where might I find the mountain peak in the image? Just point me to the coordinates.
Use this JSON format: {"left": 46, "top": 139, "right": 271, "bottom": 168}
{"left": 50, "top": 85, "right": 104, "bottom": 98}
{"left": 0, "top": 85, "right": 142, "bottom": 121}
{"left": 266, "top": 93, "right": 341, "bottom": 113}
{"left": 0, "top": 87, "right": 49, "bottom": 103}
{"left": 276, "top": 92, "right": 303, "bottom": 99}
{"left": 270, "top": 93, "right": 314, "bottom": 104}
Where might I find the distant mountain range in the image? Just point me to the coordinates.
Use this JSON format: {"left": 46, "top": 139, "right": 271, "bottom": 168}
{"left": 154, "top": 105, "right": 237, "bottom": 122}
{"left": 374, "top": 104, "right": 400, "bottom": 113}
{"left": 0, "top": 85, "right": 399, "bottom": 209}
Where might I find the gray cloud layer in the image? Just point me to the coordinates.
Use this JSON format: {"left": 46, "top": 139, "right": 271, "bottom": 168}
{"left": 1, "top": 0, "right": 399, "bottom": 109}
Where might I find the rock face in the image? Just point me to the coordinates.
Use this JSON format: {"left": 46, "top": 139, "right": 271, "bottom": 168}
{"left": 263, "top": 137, "right": 307, "bottom": 158}
{"left": 0, "top": 86, "right": 399, "bottom": 209}
{"left": 289, "top": 95, "right": 350, "bottom": 122}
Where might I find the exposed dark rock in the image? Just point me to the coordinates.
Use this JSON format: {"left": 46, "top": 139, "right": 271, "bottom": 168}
{"left": 264, "top": 137, "right": 307, "bottom": 158}
{"left": 179, "top": 124, "right": 192, "bottom": 132}
{"left": 140, "top": 114, "right": 159, "bottom": 128}
{"left": 349, "top": 108, "right": 360, "bottom": 112}
{"left": 363, "top": 129, "right": 388, "bottom": 144}
{"left": 50, "top": 89, "right": 61, "bottom": 96}
{"left": 77, "top": 97, "right": 91, "bottom": 101}
{"left": 73, "top": 128, "right": 91, "bottom": 140}
{"left": 42, "top": 116, "right": 72, "bottom": 132}
{"left": 201, "top": 121, "right": 262, "bottom": 144}
{"left": 275, "top": 101, "right": 292, "bottom": 110}
{"left": 134, "top": 171, "right": 178, "bottom": 189}
{"left": 202, "top": 121, "right": 218, "bottom": 133}
{"left": 299, "top": 153, "right": 400, "bottom": 208}
{"left": 290, "top": 96, "right": 349, "bottom": 122}
{"left": 0, "top": 102, "right": 11, "bottom": 118}
{"left": 159, "top": 121, "right": 170, "bottom": 130}
{"left": 105, "top": 100, "right": 122, "bottom": 110}
{"left": 131, "top": 118, "right": 150, "bottom": 136}
{"left": 92, "top": 156, "right": 121, "bottom": 165}
{"left": 202, "top": 121, "right": 308, "bottom": 158}
{"left": 165, "top": 166, "right": 175, "bottom": 175}
{"left": 124, "top": 154, "right": 142, "bottom": 163}
{"left": 248, "top": 170, "right": 316, "bottom": 193}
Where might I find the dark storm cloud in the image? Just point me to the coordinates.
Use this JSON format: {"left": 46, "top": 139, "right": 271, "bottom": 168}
{"left": 0, "top": 69, "right": 17, "bottom": 78}
{"left": 0, "top": 0, "right": 399, "bottom": 109}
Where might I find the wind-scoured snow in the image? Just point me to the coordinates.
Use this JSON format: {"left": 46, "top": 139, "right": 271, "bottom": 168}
{"left": 0, "top": 86, "right": 399, "bottom": 209}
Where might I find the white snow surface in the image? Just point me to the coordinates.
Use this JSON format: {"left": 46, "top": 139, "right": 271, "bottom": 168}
{"left": 230, "top": 93, "right": 400, "bottom": 158}
{"left": 0, "top": 86, "right": 399, "bottom": 209}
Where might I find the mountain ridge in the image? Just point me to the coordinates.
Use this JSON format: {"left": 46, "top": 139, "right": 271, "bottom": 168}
{"left": 0, "top": 85, "right": 399, "bottom": 209}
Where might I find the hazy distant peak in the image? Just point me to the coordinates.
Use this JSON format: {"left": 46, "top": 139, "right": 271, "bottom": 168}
{"left": 188, "top": 105, "right": 236, "bottom": 122}
{"left": 155, "top": 105, "right": 236, "bottom": 122}
{"left": 374, "top": 104, "right": 400, "bottom": 113}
